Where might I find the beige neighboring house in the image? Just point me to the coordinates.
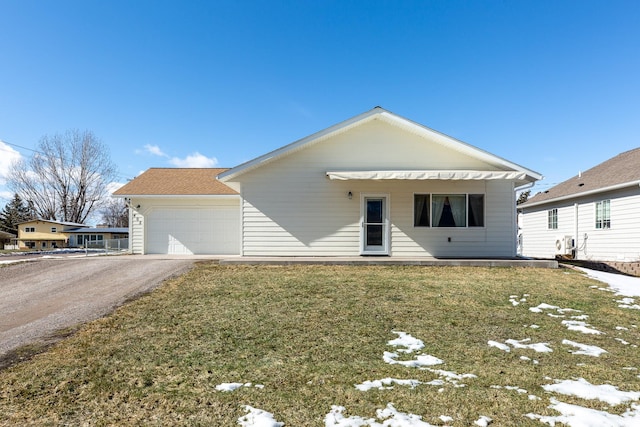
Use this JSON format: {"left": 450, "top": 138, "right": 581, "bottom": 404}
{"left": 16, "top": 219, "right": 86, "bottom": 250}
{"left": 519, "top": 147, "right": 640, "bottom": 262}
{"left": 114, "top": 107, "right": 541, "bottom": 257}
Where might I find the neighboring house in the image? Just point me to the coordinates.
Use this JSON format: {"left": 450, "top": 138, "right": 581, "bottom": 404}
{"left": 1, "top": 230, "right": 16, "bottom": 249}
{"left": 65, "top": 226, "right": 129, "bottom": 249}
{"left": 519, "top": 147, "right": 640, "bottom": 262}
{"left": 16, "top": 219, "right": 130, "bottom": 250}
{"left": 16, "top": 219, "right": 86, "bottom": 250}
{"left": 114, "top": 107, "right": 541, "bottom": 257}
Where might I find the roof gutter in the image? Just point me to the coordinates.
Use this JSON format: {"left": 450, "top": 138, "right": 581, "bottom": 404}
{"left": 521, "top": 180, "right": 640, "bottom": 208}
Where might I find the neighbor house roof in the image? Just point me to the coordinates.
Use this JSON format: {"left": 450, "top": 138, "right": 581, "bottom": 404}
{"left": 522, "top": 147, "right": 640, "bottom": 208}
{"left": 112, "top": 168, "right": 238, "bottom": 196}
{"left": 17, "top": 219, "right": 86, "bottom": 227}
{"left": 0, "top": 230, "right": 16, "bottom": 239}
{"left": 218, "top": 106, "right": 542, "bottom": 184}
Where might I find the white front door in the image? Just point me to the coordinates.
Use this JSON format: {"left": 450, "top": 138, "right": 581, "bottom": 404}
{"left": 361, "top": 194, "right": 390, "bottom": 255}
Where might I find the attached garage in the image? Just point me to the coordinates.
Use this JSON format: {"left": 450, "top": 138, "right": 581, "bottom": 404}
{"left": 113, "top": 168, "right": 241, "bottom": 255}
{"left": 146, "top": 204, "right": 239, "bottom": 255}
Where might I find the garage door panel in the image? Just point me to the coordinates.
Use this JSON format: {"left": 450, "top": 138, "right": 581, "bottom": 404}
{"left": 146, "top": 206, "right": 239, "bottom": 255}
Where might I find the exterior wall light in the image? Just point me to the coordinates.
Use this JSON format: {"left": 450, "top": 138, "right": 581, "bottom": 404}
{"left": 348, "top": 191, "right": 353, "bottom": 200}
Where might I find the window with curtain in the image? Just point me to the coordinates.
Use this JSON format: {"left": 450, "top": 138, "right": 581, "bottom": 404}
{"left": 595, "top": 200, "right": 610, "bottom": 229}
{"left": 548, "top": 209, "right": 558, "bottom": 229}
{"left": 414, "top": 194, "right": 430, "bottom": 227}
{"left": 468, "top": 194, "right": 484, "bottom": 227}
{"left": 415, "top": 194, "right": 485, "bottom": 228}
{"left": 432, "top": 194, "right": 466, "bottom": 227}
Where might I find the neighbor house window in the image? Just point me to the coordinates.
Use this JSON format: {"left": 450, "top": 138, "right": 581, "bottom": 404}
{"left": 51, "top": 227, "right": 57, "bottom": 233}
{"left": 414, "top": 194, "right": 430, "bottom": 227}
{"left": 25, "top": 227, "right": 35, "bottom": 232}
{"left": 548, "top": 209, "right": 558, "bottom": 229}
{"left": 595, "top": 200, "right": 610, "bottom": 229}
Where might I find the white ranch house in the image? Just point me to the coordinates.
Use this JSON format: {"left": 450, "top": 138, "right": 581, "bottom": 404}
{"left": 519, "top": 147, "right": 640, "bottom": 262}
{"left": 114, "top": 107, "right": 541, "bottom": 257}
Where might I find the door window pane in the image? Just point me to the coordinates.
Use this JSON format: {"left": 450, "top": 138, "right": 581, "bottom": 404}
{"left": 366, "top": 225, "right": 383, "bottom": 246}
{"left": 367, "top": 199, "right": 383, "bottom": 224}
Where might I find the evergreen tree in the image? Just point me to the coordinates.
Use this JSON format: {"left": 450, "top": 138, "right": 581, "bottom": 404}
{"left": 516, "top": 190, "right": 531, "bottom": 205}
{"left": 0, "top": 193, "right": 34, "bottom": 234}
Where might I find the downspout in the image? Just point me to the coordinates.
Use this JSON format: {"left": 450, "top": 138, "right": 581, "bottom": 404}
{"left": 574, "top": 203, "right": 578, "bottom": 260}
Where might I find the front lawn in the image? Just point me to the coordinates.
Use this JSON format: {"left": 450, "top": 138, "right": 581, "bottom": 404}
{"left": 1, "top": 264, "right": 639, "bottom": 426}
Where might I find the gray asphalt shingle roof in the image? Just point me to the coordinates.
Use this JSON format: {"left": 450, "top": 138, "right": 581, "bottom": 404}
{"left": 523, "top": 147, "right": 640, "bottom": 207}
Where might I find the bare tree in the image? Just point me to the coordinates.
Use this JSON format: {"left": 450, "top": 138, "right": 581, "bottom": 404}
{"left": 100, "top": 198, "right": 129, "bottom": 227}
{"left": 9, "top": 130, "right": 117, "bottom": 224}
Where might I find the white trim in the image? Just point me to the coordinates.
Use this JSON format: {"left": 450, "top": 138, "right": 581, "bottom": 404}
{"left": 112, "top": 194, "right": 240, "bottom": 199}
{"left": 360, "top": 193, "right": 391, "bottom": 255}
{"left": 327, "top": 170, "right": 530, "bottom": 181}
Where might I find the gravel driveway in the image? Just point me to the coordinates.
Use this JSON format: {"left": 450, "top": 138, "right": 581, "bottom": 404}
{"left": 0, "top": 255, "right": 198, "bottom": 367}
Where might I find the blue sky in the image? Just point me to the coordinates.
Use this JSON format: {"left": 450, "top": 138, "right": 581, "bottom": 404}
{"left": 1, "top": 0, "right": 639, "bottom": 204}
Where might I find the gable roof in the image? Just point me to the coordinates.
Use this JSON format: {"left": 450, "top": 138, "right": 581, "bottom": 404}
{"left": 218, "top": 106, "right": 542, "bottom": 183}
{"left": 522, "top": 147, "right": 640, "bottom": 208}
{"left": 17, "top": 219, "right": 86, "bottom": 227}
{"left": 112, "top": 168, "right": 238, "bottom": 196}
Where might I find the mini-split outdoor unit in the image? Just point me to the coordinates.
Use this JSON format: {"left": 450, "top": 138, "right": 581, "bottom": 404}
{"left": 555, "top": 235, "right": 574, "bottom": 256}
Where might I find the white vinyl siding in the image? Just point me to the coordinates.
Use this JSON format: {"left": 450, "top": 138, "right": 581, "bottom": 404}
{"left": 520, "top": 187, "right": 640, "bottom": 261}
{"left": 233, "top": 120, "right": 518, "bottom": 257}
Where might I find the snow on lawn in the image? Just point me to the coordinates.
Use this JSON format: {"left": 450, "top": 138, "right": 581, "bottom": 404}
{"left": 216, "top": 382, "right": 264, "bottom": 392}
{"left": 325, "top": 404, "right": 448, "bottom": 427}
{"left": 355, "top": 378, "right": 422, "bottom": 391}
{"left": 576, "top": 267, "right": 640, "bottom": 297}
{"left": 562, "top": 339, "right": 607, "bottom": 357}
{"left": 527, "top": 399, "right": 640, "bottom": 426}
{"left": 561, "top": 319, "right": 603, "bottom": 335}
{"left": 238, "top": 406, "right": 284, "bottom": 427}
{"left": 543, "top": 378, "right": 640, "bottom": 405}
{"left": 380, "top": 331, "right": 476, "bottom": 388}
{"left": 488, "top": 338, "right": 552, "bottom": 353}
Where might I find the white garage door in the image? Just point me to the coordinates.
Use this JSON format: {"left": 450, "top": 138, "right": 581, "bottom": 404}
{"left": 146, "top": 206, "right": 240, "bottom": 255}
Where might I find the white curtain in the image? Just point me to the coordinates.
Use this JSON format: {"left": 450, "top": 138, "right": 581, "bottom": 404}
{"left": 432, "top": 196, "right": 446, "bottom": 227}
{"left": 449, "top": 195, "right": 466, "bottom": 227}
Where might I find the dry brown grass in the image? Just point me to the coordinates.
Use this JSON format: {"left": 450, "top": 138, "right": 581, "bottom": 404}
{"left": 0, "top": 264, "right": 638, "bottom": 426}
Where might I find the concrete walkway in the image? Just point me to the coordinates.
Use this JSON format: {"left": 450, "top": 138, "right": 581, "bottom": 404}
{"left": 217, "top": 256, "right": 558, "bottom": 268}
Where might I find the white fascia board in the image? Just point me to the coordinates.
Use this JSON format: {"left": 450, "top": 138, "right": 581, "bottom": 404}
{"left": 521, "top": 180, "right": 640, "bottom": 208}
{"left": 112, "top": 194, "right": 240, "bottom": 199}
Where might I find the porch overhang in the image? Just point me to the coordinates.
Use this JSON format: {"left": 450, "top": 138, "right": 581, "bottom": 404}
{"left": 326, "top": 170, "right": 531, "bottom": 181}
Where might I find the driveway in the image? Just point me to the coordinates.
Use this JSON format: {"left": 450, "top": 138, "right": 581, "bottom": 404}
{"left": 0, "top": 255, "right": 202, "bottom": 367}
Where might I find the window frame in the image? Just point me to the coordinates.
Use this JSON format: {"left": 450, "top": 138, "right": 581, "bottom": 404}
{"left": 413, "top": 194, "right": 431, "bottom": 227}
{"left": 548, "top": 208, "right": 558, "bottom": 230}
{"left": 413, "top": 193, "right": 485, "bottom": 228}
{"left": 595, "top": 200, "right": 611, "bottom": 229}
